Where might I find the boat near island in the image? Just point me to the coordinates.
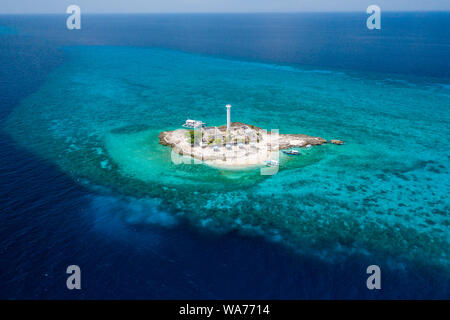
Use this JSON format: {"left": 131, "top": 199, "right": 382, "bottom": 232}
{"left": 265, "top": 159, "right": 279, "bottom": 167}
{"left": 282, "top": 149, "right": 300, "bottom": 155}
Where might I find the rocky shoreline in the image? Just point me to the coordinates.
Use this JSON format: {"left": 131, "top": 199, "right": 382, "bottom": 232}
{"left": 159, "top": 122, "right": 342, "bottom": 166}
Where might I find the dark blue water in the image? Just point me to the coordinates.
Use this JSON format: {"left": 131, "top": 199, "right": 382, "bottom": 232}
{"left": 0, "top": 13, "right": 449, "bottom": 299}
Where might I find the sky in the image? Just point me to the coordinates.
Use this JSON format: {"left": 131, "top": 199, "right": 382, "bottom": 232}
{"left": 1, "top": 0, "right": 449, "bottom": 14}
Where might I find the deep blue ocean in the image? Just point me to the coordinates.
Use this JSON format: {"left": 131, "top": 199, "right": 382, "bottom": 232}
{"left": 0, "top": 13, "right": 449, "bottom": 299}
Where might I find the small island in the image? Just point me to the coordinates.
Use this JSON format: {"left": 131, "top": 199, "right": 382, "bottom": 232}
{"left": 159, "top": 105, "right": 343, "bottom": 168}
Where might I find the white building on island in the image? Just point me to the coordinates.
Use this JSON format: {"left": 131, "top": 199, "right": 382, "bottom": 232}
{"left": 182, "top": 119, "right": 206, "bottom": 128}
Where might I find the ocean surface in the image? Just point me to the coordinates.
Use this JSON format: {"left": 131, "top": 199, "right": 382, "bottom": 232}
{"left": 0, "top": 13, "right": 449, "bottom": 299}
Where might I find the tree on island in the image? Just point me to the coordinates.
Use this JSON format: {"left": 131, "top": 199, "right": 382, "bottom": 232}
{"left": 185, "top": 130, "right": 195, "bottom": 146}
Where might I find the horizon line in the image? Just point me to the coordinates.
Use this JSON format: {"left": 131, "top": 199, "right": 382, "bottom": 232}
{"left": 1, "top": 10, "right": 450, "bottom": 15}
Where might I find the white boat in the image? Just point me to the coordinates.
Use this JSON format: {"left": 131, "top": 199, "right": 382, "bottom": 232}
{"left": 282, "top": 149, "right": 300, "bottom": 155}
{"left": 182, "top": 119, "right": 206, "bottom": 128}
{"left": 265, "top": 160, "right": 279, "bottom": 167}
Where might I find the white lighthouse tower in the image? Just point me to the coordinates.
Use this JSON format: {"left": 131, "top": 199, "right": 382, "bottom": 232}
{"left": 226, "top": 104, "right": 231, "bottom": 131}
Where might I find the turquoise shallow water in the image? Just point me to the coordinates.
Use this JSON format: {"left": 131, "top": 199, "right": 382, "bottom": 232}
{"left": 5, "top": 46, "right": 450, "bottom": 270}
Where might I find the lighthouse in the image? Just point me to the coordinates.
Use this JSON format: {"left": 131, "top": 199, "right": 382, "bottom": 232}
{"left": 226, "top": 104, "right": 231, "bottom": 131}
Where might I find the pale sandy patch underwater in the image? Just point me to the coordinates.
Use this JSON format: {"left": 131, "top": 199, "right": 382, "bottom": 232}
{"left": 4, "top": 46, "right": 450, "bottom": 271}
